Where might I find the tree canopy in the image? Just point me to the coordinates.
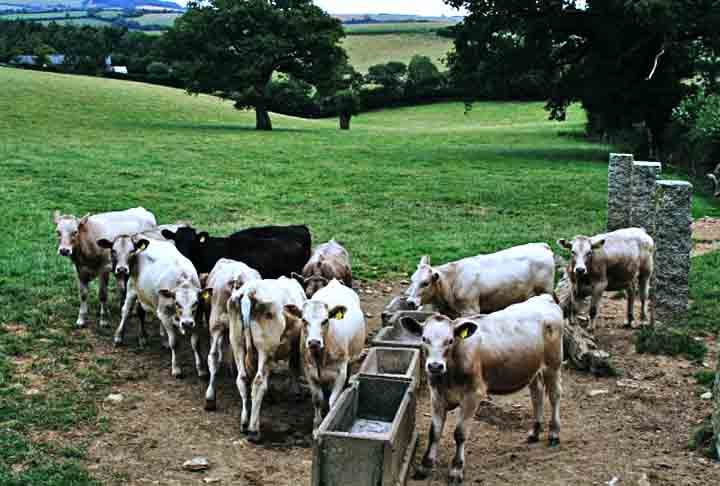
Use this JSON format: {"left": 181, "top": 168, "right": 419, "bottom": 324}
{"left": 446, "top": 0, "right": 720, "bottom": 154}
{"left": 163, "top": 0, "right": 347, "bottom": 130}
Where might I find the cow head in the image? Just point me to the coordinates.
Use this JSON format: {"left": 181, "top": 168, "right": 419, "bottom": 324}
{"left": 97, "top": 235, "right": 149, "bottom": 280}
{"left": 401, "top": 313, "right": 477, "bottom": 378}
{"left": 557, "top": 236, "right": 605, "bottom": 278}
{"left": 161, "top": 226, "right": 208, "bottom": 260}
{"left": 404, "top": 255, "right": 440, "bottom": 309}
{"left": 53, "top": 211, "right": 89, "bottom": 257}
{"left": 285, "top": 301, "right": 346, "bottom": 358}
{"left": 707, "top": 163, "right": 720, "bottom": 198}
{"left": 293, "top": 271, "right": 330, "bottom": 299}
{"left": 159, "top": 278, "right": 202, "bottom": 335}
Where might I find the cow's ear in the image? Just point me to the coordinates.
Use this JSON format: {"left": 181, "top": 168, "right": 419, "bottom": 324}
{"left": 591, "top": 238, "right": 606, "bottom": 250}
{"left": 328, "top": 305, "right": 347, "bottom": 320}
{"left": 200, "top": 288, "right": 212, "bottom": 304}
{"left": 53, "top": 210, "right": 61, "bottom": 224}
{"left": 134, "top": 239, "right": 150, "bottom": 253}
{"left": 97, "top": 238, "right": 113, "bottom": 249}
{"left": 198, "top": 232, "right": 209, "bottom": 244}
{"left": 291, "top": 272, "right": 305, "bottom": 284}
{"left": 419, "top": 255, "right": 430, "bottom": 266}
{"left": 161, "top": 229, "right": 176, "bottom": 241}
{"left": 159, "top": 289, "right": 175, "bottom": 299}
{"left": 78, "top": 213, "right": 90, "bottom": 226}
{"left": 400, "top": 316, "right": 423, "bottom": 337}
{"left": 454, "top": 321, "right": 478, "bottom": 340}
{"left": 557, "top": 238, "right": 571, "bottom": 250}
{"left": 432, "top": 272, "right": 440, "bottom": 283}
{"left": 199, "top": 273, "right": 209, "bottom": 288}
{"left": 284, "top": 304, "right": 303, "bottom": 320}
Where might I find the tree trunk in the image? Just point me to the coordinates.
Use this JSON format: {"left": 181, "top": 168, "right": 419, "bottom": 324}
{"left": 255, "top": 107, "right": 272, "bottom": 131}
{"left": 339, "top": 114, "right": 351, "bottom": 130}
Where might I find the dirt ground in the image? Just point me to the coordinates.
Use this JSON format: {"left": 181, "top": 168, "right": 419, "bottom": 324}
{"left": 73, "top": 225, "right": 720, "bottom": 486}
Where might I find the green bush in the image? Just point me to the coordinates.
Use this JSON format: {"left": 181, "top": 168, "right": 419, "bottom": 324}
{"left": 635, "top": 326, "right": 708, "bottom": 361}
{"left": 146, "top": 61, "right": 170, "bottom": 79}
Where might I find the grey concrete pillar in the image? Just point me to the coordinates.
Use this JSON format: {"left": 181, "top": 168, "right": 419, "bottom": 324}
{"left": 608, "top": 153, "right": 634, "bottom": 231}
{"left": 630, "top": 161, "right": 662, "bottom": 237}
{"left": 654, "top": 180, "right": 693, "bottom": 324}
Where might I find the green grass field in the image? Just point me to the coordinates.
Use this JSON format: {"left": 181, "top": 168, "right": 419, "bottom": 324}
{"left": 342, "top": 32, "right": 453, "bottom": 72}
{"left": 40, "top": 16, "right": 111, "bottom": 27}
{"left": 344, "top": 21, "right": 454, "bottom": 35}
{"left": 134, "top": 12, "right": 180, "bottom": 26}
{"left": 1, "top": 68, "right": 719, "bottom": 483}
{"left": 0, "top": 9, "right": 85, "bottom": 20}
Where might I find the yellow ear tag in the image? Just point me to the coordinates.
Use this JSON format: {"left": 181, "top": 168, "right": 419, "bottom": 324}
{"left": 334, "top": 311, "right": 344, "bottom": 320}
{"left": 459, "top": 327, "right": 469, "bottom": 339}
{"left": 202, "top": 291, "right": 211, "bottom": 303}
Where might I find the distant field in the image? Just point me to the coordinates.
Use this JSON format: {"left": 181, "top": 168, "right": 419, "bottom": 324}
{"left": 40, "top": 17, "right": 111, "bottom": 27}
{"left": 95, "top": 9, "right": 122, "bottom": 19}
{"left": 134, "top": 12, "right": 180, "bottom": 26}
{"left": 344, "top": 21, "right": 454, "bottom": 35}
{"left": 0, "top": 9, "right": 85, "bottom": 19}
{"left": 0, "top": 0, "right": 84, "bottom": 7}
{"left": 343, "top": 32, "right": 453, "bottom": 72}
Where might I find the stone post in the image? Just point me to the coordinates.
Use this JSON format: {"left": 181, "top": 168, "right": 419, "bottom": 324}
{"left": 653, "top": 180, "right": 693, "bottom": 324}
{"left": 630, "top": 161, "right": 662, "bottom": 237}
{"left": 607, "top": 153, "right": 634, "bottom": 231}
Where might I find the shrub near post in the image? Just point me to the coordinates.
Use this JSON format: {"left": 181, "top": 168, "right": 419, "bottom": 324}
{"left": 607, "top": 153, "right": 634, "bottom": 231}
{"left": 653, "top": 180, "right": 693, "bottom": 324}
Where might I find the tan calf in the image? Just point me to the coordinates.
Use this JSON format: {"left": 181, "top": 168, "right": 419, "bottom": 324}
{"left": 295, "top": 239, "right": 352, "bottom": 298}
{"left": 557, "top": 227, "right": 654, "bottom": 329}
{"left": 401, "top": 295, "right": 563, "bottom": 485}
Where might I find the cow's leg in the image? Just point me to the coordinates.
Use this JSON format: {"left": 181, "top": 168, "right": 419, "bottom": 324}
{"left": 625, "top": 281, "right": 637, "bottom": 328}
{"left": 76, "top": 274, "right": 90, "bottom": 327}
{"left": 114, "top": 285, "right": 137, "bottom": 345}
{"left": 191, "top": 330, "right": 207, "bottom": 378}
{"left": 329, "top": 360, "right": 348, "bottom": 409}
{"left": 415, "top": 388, "right": 447, "bottom": 479}
{"left": 527, "top": 373, "right": 545, "bottom": 443}
{"left": 230, "top": 325, "right": 251, "bottom": 431}
{"left": 248, "top": 350, "right": 270, "bottom": 443}
{"left": 98, "top": 271, "right": 110, "bottom": 327}
{"left": 288, "top": 337, "right": 302, "bottom": 400}
{"left": 309, "top": 377, "right": 325, "bottom": 434}
{"left": 545, "top": 367, "right": 562, "bottom": 446}
{"left": 639, "top": 271, "right": 651, "bottom": 324}
{"left": 160, "top": 317, "right": 182, "bottom": 378}
{"left": 588, "top": 283, "right": 606, "bottom": 331}
{"left": 136, "top": 305, "right": 148, "bottom": 349}
{"left": 205, "top": 330, "right": 223, "bottom": 410}
{"left": 159, "top": 323, "right": 169, "bottom": 349}
{"left": 450, "top": 391, "right": 482, "bottom": 485}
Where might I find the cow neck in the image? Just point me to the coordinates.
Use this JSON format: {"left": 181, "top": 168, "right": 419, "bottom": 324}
{"left": 72, "top": 219, "right": 104, "bottom": 268}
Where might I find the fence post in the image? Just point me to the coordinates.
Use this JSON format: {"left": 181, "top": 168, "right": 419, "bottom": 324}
{"left": 607, "top": 153, "right": 634, "bottom": 231}
{"left": 630, "top": 161, "right": 662, "bottom": 237}
{"left": 653, "top": 180, "right": 693, "bottom": 324}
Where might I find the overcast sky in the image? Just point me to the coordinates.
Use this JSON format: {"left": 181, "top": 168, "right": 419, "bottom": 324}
{"left": 314, "top": 0, "right": 465, "bottom": 16}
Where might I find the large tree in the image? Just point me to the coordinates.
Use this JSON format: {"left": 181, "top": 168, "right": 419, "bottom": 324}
{"left": 446, "top": 0, "right": 720, "bottom": 155}
{"left": 164, "top": 0, "right": 347, "bottom": 130}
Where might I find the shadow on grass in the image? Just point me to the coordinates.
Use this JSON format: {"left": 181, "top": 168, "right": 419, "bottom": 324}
{"left": 123, "top": 121, "right": 316, "bottom": 134}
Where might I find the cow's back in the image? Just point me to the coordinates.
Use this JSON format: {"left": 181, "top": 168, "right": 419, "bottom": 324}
{"left": 226, "top": 226, "right": 312, "bottom": 278}
{"left": 91, "top": 207, "right": 157, "bottom": 241}
{"left": 598, "top": 228, "right": 654, "bottom": 281}
{"left": 134, "top": 240, "right": 198, "bottom": 309}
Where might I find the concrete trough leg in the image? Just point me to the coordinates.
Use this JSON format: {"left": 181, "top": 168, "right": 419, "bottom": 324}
{"left": 653, "top": 180, "right": 693, "bottom": 325}
{"left": 312, "top": 378, "right": 418, "bottom": 486}
{"left": 608, "top": 153, "right": 634, "bottom": 231}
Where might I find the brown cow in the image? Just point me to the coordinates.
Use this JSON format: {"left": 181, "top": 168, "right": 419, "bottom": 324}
{"left": 53, "top": 207, "right": 156, "bottom": 327}
{"left": 557, "top": 227, "right": 654, "bottom": 329}
{"left": 401, "top": 295, "right": 563, "bottom": 485}
{"left": 295, "top": 239, "right": 352, "bottom": 298}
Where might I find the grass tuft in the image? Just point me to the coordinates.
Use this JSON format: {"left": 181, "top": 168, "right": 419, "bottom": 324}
{"left": 635, "top": 326, "right": 708, "bottom": 361}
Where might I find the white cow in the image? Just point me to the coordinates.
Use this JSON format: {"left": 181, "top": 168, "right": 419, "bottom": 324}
{"left": 53, "top": 207, "right": 156, "bottom": 327}
{"left": 116, "top": 239, "right": 205, "bottom": 378}
{"left": 203, "top": 258, "right": 261, "bottom": 411}
{"left": 404, "top": 243, "right": 555, "bottom": 318}
{"left": 227, "top": 277, "right": 305, "bottom": 442}
{"left": 285, "top": 279, "right": 366, "bottom": 432}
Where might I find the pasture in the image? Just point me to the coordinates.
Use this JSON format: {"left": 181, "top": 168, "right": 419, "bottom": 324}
{"left": 343, "top": 21, "right": 454, "bottom": 35}
{"left": 342, "top": 31, "right": 453, "bottom": 73}
{"left": 1, "top": 68, "right": 719, "bottom": 485}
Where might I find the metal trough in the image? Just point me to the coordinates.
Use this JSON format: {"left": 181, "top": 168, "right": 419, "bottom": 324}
{"left": 358, "top": 347, "right": 420, "bottom": 386}
{"left": 312, "top": 378, "right": 418, "bottom": 486}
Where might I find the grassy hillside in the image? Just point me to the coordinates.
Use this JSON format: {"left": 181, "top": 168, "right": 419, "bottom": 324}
{"left": 343, "top": 32, "right": 453, "bottom": 72}
{"left": 344, "top": 21, "right": 454, "bottom": 35}
{"left": 1, "top": 68, "right": 719, "bottom": 483}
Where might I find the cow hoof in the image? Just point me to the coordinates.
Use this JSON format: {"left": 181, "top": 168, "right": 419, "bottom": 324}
{"left": 246, "top": 431, "right": 261, "bottom": 444}
{"left": 449, "top": 470, "right": 464, "bottom": 485}
{"left": 198, "top": 369, "right": 209, "bottom": 379}
{"left": 172, "top": 368, "right": 184, "bottom": 379}
{"left": 622, "top": 321, "right": 633, "bottom": 329}
{"left": 204, "top": 399, "right": 217, "bottom": 411}
{"left": 548, "top": 437, "right": 560, "bottom": 447}
{"left": 113, "top": 336, "right": 124, "bottom": 346}
{"left": 527, "top": 434, "right": 540, "bottom": 444}
{"left": 137, "top": 337, "right": 147, "bottom": 349}
{"left": 413, "top": 465, "right": 431, "bottom": 480}
{"left": 241, "top": 422, "right": 249, "bottom": 433}
{"left": 76, "top": 319, "right": 87, "bottom": 328}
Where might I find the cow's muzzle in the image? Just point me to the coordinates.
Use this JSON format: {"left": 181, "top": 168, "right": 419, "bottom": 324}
{"left": 574, "top": 267, "right": 587, "bottom": 276}
{"left": 58, "top": 247, "right": 72, "bottom": 257}
{"left": 115, "top": 266, "right": 130, "bottom": 277}
{"left": 427, "top": 362, "right": 445, "bottom": 375}
{"left": 180, "top": 320, "right": 195, "bottom": 333}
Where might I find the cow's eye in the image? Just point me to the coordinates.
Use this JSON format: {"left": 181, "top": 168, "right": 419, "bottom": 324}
{"left": 265, "top": 312, "right": 273, "bottom": 320}
{"left": 447, "top": 338, "right": 454, "bottom": 346}
{"left": 422, "top": 337, "right": 429, "bottom": 344}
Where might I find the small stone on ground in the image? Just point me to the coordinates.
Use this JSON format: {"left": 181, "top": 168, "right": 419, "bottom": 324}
{"left": 183, "top": 457, "right": 210, "bottom": 471}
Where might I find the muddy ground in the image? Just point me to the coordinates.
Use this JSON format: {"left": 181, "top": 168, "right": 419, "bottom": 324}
{"left": 67, "top": 222, "right": 720, "bottom": 485}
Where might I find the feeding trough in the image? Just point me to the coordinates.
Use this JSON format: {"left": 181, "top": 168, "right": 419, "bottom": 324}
{"left": 312, "top": 378, "right": 418, "bottom": 486}
{"left": 358, "top": 347, "right": 420, "bottom": 386}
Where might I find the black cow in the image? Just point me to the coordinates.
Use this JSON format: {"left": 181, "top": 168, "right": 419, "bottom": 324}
{"left": 160, "top": 225, "right": 312, "bottom": 278}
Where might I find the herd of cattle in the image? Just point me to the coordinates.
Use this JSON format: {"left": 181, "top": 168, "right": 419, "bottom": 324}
{"left": 52, "top": 206, "right": 656, "bottom": 484}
